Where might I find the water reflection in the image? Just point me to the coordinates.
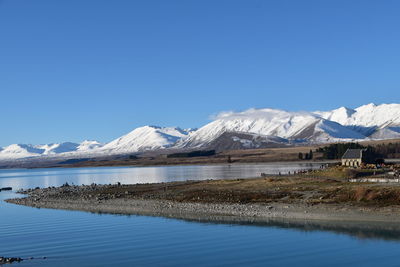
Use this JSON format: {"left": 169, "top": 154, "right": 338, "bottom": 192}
{"left": 84, "top": 209, "right": 400, "bottom": 242}
{"left": 0, "top": 163, "right": 324, "bottom": 190}
{"left": 3, "top": 191, "right": 400, "bottom": 243}
{"left": 182, "top": 216, "right": 400, "bottom": 242}
{"left": 2, "top": 164, "right": 400, "bottom": 266}
{"left": 4, "top": 164, "right": 399, "bottom": 248}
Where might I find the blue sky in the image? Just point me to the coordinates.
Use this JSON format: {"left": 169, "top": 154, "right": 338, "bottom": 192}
{"left": 1, "top": 0, "right": 400, "bottom": 146}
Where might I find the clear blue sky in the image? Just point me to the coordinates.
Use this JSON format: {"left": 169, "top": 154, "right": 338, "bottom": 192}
{"left": 1, "top": 0, "right": 400, "bottom": 146}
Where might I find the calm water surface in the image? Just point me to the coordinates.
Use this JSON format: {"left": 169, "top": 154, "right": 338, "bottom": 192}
{"left": 1, "top": 163, "right": 400, "bottom": 266}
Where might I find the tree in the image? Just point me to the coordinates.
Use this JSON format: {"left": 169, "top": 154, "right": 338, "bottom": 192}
{"left": 309, "top": 150, "right": 313, "bottom": 160}
{"left": 298, "top": 152, "right": 303, "bottom": 160}
{"left": 317, "top": 143, "right": 364, "bottom": 159}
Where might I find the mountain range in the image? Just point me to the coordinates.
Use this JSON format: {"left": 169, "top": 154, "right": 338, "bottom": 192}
{"left": 1, "top": 103, "right": 400, "bottom": 160}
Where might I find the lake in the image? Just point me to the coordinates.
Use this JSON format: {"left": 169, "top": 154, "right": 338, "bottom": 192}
{"left": 1, "top": 163, "right": 400, "bottom": 266}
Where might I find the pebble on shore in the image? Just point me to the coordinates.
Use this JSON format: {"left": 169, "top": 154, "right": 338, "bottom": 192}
{"left": 0, "top": 187, "right": 12, "bottom": 192}
{"left": 0, "top": 257, "right": 23, "bottom": 264}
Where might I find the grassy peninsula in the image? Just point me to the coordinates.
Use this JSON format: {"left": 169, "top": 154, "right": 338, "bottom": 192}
{"left": 7, "top": 166, "right": 400, "bottom": 224}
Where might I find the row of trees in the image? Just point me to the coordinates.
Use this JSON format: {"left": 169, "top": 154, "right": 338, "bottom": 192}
{"left": 316, "top": 142, "right": 400, "bottom": 160}
{"left": 167, "top": 150, "right": 216, "bottom": 158}
{"left": 316, "top": 142, "right": 388, "bottom": 163}
{"left": 374, "top": 143, "right": 400, "bottom": 158}
{"left": 298, "top": 150, "right": 313, "bottom": 160}
{"left": 316, "top": 143, "right": 364, "bottom": 159}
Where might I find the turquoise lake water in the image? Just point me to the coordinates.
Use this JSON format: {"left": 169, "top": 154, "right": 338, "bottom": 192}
{"left": 1, "top": 163, "right": 400, "bottom": 266}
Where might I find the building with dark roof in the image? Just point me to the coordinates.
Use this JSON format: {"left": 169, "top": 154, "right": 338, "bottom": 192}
{"left": 341, "top": 148, "right": 367, "bottom": 167}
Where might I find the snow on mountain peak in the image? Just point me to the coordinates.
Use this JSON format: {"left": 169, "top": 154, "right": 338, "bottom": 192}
{"left": 2, "top": 103, "right": 400, "bottom": 160}
{"left": 38, "top": 142, "right": 80, "bottom": 155}
{"left": 314, "top": 107, "right": 355, "bottom": 125}
{"left": 314, "top": 120, "right": 366, "bottom": 141}
{"left": 356, "top": 103, "right": 377, "bottom": 110}
{"left": 0, "top": 126, "right": 193, "bottom": 160}
{"left": 99, "top": 125, "right": 192, "bottom": 153}
{"left": 178, "top": 108, "right": 364, "bottom": 148}
{"left": 316, "top": 103, "right": 400, "bottom": 128}
{"left": 78, "top": 140, "right": 103, "bottom": 151}
{"left": 0, "top": 144, "right": 45, "bottom": 159}
{"left": 0, "top": 141, "right": 103, "bottom": 160}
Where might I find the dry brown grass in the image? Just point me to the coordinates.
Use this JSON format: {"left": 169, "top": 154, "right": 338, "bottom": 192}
{"left": 336, "top": 186, "right": 400, "bottom": 205}
{"left": 55, "top": 173, "right": 397, "bottom": 207}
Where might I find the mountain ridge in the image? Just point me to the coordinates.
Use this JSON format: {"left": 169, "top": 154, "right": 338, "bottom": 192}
{"left": 1, "top": 103, "right": 400, "bottom": 160}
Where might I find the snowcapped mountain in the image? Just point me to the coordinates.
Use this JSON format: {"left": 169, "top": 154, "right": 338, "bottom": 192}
{"left": 0, "top": 141, "right": 103, "bottom": 159}
{"left": 315, "top": 103, "right": 400, "bottom": 128}
{"left": 37, "top": 142, "right": 80, "bottom": 155}
{"left": 314, "top": 107, "right": 356, "bottom": 124}
{"left": 1, "top": 103, "right": 400, "bottom": 161}
{"left": 98, "top": 126, "right": 194, "bottom": 154}
{"left": 314, "top": 103, "right": 400, "bottom": 138}
{"left": 198, "top": 131, "right": 291, "bottom": 151}
{"left": 177, "top": 108, "right": 366, "bottom": 149}
{"left": 0, "top": 126, "right": 194, "bottom": 160}
{"left": 77, "top": 140, "right": 103, "bottom": 151}
{"left": 0, "top": 144, "right": 45, "bottom": 159}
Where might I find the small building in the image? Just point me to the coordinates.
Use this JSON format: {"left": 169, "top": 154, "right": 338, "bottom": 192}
{"left": 341, "top": 149, "right": 366, "bottom": 167}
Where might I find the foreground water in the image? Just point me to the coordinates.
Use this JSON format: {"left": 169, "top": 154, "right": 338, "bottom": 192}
{"left": 1, "top": 163, "right": 400, "bottom": 266}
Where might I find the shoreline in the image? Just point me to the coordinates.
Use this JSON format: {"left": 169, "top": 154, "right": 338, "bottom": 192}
{"left": 0, "top": 159, "right": 336, "bottom": 171}
{"left": 0, "top": 158, "right": 335, "bottom": 170}
{"left": 7, "top": 195, "right": 400, "bottom": 223}
{"left": 6, "top": 176, "right": 400, "bottom": 225}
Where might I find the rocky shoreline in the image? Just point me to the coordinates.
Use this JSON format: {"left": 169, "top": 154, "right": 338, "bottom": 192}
{"left": 0, "top": 257, "right": 23, "bottom": 265}
{"left": 6, "top": 178, "right": 400, "bottom": 224}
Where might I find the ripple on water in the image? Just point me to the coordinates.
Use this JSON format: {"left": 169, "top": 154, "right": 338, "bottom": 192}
{"left": 1, "top": 165, "right": 400, "bottom": 266}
